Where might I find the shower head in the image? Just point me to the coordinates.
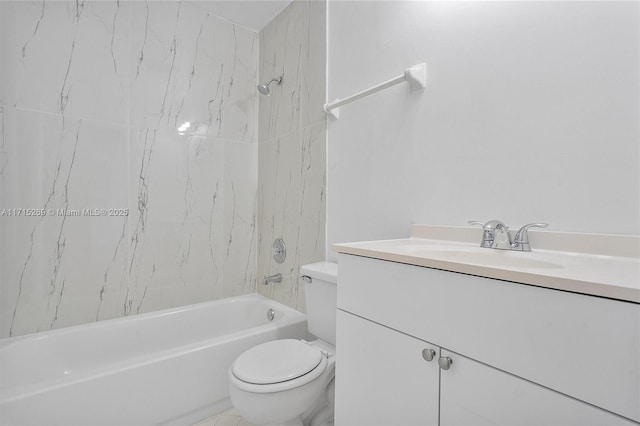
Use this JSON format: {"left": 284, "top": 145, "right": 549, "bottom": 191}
{"left": 257, "top": 83, "right": 270, "bottom": 95}
{"left": 257, "top": 76, "right": 282, "bottom": 95}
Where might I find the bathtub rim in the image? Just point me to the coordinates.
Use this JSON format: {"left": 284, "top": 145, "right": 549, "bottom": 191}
{"left": 0, "top": 293, "right": 303, "bottom": 347}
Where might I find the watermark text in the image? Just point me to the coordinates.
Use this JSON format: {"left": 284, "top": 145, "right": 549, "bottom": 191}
{"left": 1, "top": 208, "right": 129, "bottom": 217}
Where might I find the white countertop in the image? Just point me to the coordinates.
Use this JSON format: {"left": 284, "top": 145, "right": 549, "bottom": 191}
{"left": 333, "top": 225, "right": 640, "bottom": 303}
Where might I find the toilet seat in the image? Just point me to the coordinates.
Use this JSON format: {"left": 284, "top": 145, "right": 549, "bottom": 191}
{"left": 230, "top": 339, "right": 329, "bottom": 394}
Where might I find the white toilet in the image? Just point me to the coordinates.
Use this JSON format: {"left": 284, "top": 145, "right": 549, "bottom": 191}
{"left": 229, "top": 262, "right": 338, "bottom": 426}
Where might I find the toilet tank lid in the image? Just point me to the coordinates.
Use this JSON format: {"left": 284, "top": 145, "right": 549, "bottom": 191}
{"left": 300, "top": 262, "right": 337, "bottom": 284}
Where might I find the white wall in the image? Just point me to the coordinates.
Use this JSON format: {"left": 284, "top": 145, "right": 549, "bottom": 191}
{"left": 327, "top": 1, "right": 639, "bottom": 257}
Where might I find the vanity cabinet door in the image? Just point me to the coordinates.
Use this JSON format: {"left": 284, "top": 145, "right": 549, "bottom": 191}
{"left": 439, "top": 349, "right": 637, "bottom": 426}
{"left": 335, "top": 310, "right": 440, "bottom": 426}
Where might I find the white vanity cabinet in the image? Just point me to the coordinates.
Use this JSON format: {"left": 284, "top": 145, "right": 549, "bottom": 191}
{"left": 439, "top": 348, "right": 635, "bottom": 426}
{"left": 335, "top": 310, "right": 440, "bottom": 425}
{"left": 334, "top": 253, "right": 640, "bottom": 426}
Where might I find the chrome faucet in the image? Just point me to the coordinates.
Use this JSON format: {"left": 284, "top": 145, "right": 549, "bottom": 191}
{"left": 512, "top": 223, "right": 549, "bottom": 251}
{"left": 263, "top": 273, "right": 282, "bottom": 285}
{"left": 469, "top": 220, "right": 548, "bottom": 252}
{"left": 469, "top": 220, "right": 512, "bottom": 249}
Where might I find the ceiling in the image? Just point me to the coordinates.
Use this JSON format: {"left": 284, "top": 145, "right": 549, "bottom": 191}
{"left": 192, "top": 0, "right": 293, "bottom": 31}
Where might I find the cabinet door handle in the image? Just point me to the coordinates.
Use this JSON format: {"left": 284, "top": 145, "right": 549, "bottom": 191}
{"left": 421, "top": 348, "right": 436, "bottom": 362}
{"left": 438, "top": 356, "right": 453, "bottom": 370}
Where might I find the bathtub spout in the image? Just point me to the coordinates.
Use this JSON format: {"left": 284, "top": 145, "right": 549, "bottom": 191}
{"left": 263, "top": 273, "right": 282, "bottom": 285}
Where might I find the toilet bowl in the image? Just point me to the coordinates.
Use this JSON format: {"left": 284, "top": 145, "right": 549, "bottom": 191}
{"left": 229, "top": 339, "right": 335, "bottom": 425}
{"left": 228, "top": 262, "right": 338, "bottom": 426}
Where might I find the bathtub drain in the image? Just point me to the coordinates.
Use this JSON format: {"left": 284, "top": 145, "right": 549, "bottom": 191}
{"left": 267, "top": 308, "right": 275, "bottom": 321}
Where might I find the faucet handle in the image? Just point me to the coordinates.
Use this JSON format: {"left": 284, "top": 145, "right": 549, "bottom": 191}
{"left": 513, "top": 223, "right": 548, "bottom": 251}
{"left": 468, "top": 221, "right": 485, "bottom": 227}
{"left": 468, "top": 221, "right": 493, "bottom": 248}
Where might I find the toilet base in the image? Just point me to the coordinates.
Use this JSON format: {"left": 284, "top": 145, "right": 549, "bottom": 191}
{"left": 309, "top": 404, "right": 334, "bottom": 426}
{"left": 229, "top": 340, "right": 335, "bottom": 426}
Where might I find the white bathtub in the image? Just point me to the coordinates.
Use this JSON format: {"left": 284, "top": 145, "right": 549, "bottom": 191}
{"left": 0, "top": 293, "right": 309, "bottom": 425}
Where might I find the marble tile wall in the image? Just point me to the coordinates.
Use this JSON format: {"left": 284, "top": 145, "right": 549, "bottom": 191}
{"left": 257, "top": 1, "right": 326, "bottom": 312}
{"left": 0, "top": 0, "right": 258, "bottom": 338}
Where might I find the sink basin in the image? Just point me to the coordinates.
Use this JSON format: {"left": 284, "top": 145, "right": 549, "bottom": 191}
{"left": 333, "top": 224, "right": 640, "bottom": 303}
{"left": 396, "top": 245, "right": 562, "bottom": 269}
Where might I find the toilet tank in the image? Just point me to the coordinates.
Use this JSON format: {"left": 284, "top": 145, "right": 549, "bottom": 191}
{"left": 300, "top": 262, "right": 338, "bottom": 346}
